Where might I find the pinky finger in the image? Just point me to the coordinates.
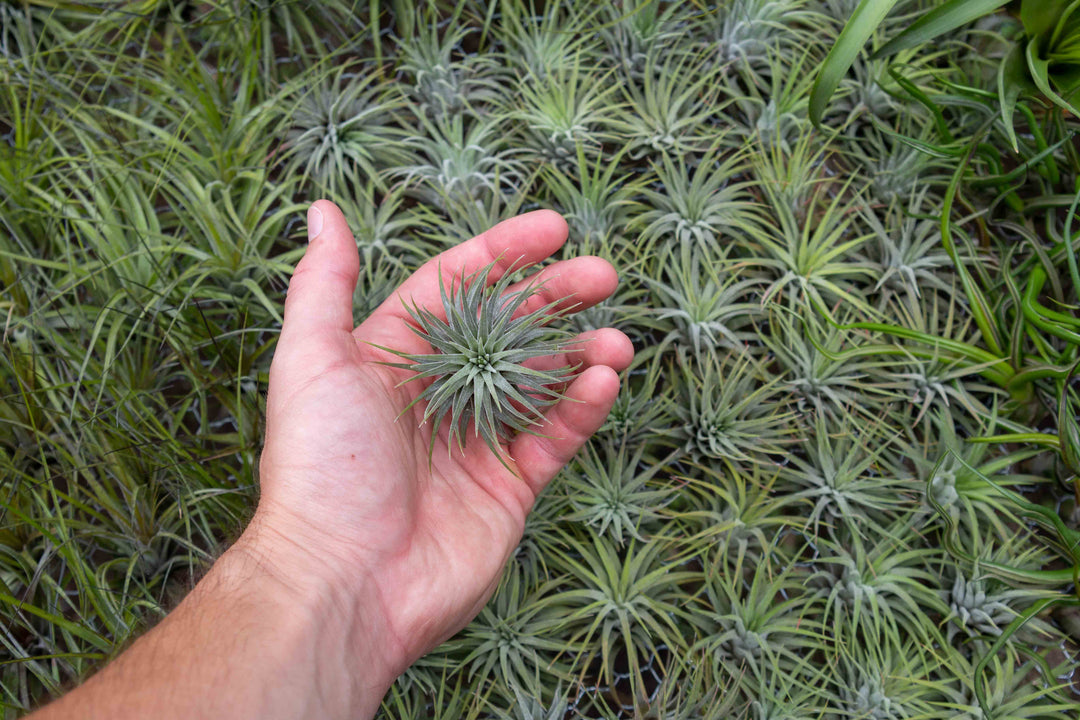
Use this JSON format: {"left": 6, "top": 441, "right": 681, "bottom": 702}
{"left": 510, "top": 365, "right": 621, "bottom": 498}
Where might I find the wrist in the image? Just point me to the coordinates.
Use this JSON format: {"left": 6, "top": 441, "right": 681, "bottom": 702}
{"left": 227, "top": 513, "right": 399, "bottom": 718}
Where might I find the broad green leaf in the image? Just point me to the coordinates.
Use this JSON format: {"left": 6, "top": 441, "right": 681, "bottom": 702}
{"left": 1027, "top": 34, "right": 1080, "bottom": 117}
{"left": 1055, "top": 62, "right": 1080, "bottom": 100}
{"left": 873, "top": 0, "right": 1012, "bottom": 59}
{"left": 810, "top": 0, "right": 902, "bottom": 127}
{"left": 1049, "top": 1, "right": 1080, "bottom": 60}
{"left": 1022, "top": 0, "right": 1069, "bottom": 38}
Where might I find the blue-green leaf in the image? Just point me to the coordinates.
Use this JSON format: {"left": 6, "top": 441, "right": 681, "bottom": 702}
{"left": 1022, "top": 0, "right": 1070, "bottom": 39}
{"left": 1026, "top": 37, "right": 1080, "bottom": 115}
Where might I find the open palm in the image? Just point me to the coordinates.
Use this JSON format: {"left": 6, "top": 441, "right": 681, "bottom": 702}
{"left": 252, "top": 200, "right": 634, "bottom": 682}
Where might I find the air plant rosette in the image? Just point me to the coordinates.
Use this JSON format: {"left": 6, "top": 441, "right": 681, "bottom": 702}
{"left": 372, "top": 258, "right": 582, "bottom": 470}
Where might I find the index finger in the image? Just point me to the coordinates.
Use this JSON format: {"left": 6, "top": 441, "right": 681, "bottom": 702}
{"left": 366, "top": 209, "right": 569, "bottom": 329}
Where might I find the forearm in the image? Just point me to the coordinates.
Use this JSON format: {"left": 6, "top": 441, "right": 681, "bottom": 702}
{"left": 29, "top": 525, "right": 395, "bottom": 720}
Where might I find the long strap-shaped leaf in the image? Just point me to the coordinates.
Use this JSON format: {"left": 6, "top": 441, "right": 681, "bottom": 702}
{"left": 872, "top": 0, "right": 1013, "bottom": 59}
{"left": 810, "top": 0, "right": 902, "bottom": 127}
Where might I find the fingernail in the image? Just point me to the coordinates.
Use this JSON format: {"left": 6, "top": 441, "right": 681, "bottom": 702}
{"left": 307, "top": 205, "right": 323, "bottom": 242}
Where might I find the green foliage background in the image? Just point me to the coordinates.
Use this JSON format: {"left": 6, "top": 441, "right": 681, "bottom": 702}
{"left": 2, "top": 0, "right": 1080, "bottom": 717}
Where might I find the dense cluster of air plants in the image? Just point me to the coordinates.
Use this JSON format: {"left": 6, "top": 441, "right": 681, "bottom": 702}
{"left": 3, "top": 0, "right": 1080, "bottom": 718}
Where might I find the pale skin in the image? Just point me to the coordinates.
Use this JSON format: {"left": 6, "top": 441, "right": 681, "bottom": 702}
{"left": 29, "top": 200, "right": 635, "bottom": 720}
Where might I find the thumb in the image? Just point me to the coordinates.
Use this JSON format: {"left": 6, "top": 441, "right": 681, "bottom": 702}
{"left": 281, "top": 200, "right": 360, "bottom": 344}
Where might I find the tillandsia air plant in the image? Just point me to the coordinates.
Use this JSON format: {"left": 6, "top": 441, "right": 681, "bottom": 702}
{"left": 374, "top": 259, "right": 580, "bottom": 469}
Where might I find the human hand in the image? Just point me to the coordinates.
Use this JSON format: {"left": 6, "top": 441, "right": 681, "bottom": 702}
{"left": 243, "top": 201, "right": 634, "bottom": 703}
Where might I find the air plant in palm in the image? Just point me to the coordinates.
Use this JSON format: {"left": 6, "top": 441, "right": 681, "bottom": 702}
{"left": 373, "top": 259, "right": 579, "bottom": 467}
{"left": 17, "top": 2, "right": 1080, "bottom": 716}
{"left": 668, "top": 349, "right": 798, "bottom": 467}
{"left": 281, "top": 65, "right": 413, "bottom": 194}
{"left": 647, "top": 244, "right": 763, "bottom": 356}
